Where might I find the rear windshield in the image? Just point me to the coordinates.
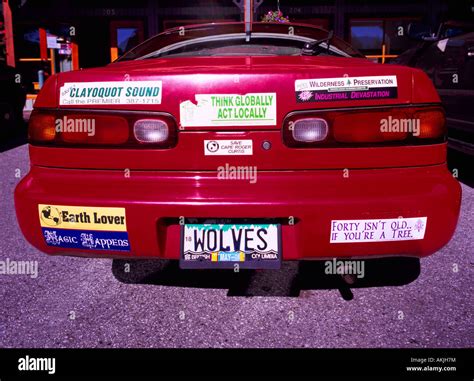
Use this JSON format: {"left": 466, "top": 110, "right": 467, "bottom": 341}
{"left": 138, "top": 34, "right": 350, "bottom": 59}
{"left": 119, "top": 23, "right": 363, "bottom": 61}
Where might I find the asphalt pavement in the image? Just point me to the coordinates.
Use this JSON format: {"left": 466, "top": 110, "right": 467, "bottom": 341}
{"left": 0, "top": 139, "right": 472, "bottom": 348}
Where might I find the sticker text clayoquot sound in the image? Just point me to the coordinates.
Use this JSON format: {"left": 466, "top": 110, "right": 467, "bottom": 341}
{"left": 59, "top": 81, "right": 162, "bottom": 105}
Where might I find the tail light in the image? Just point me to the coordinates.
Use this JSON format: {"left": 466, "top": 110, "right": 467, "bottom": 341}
{"left": 28, "top": 110, "right": 178, "bottom": 148}
{"left": 415, "top": 108, "right": 446, "bottom": 139}
{"left": 283, "top": 106, "right": 446, "bottom": 147}
{"left": 60, "top": 114, "right": 129, "bottom": 145}
{"left": 28, "top": 113, "right": 56, "bottom": 142}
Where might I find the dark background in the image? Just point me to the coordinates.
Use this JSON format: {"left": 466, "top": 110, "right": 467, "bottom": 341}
{"left": 2, "top": 0, "right": 474, "bottom": 69}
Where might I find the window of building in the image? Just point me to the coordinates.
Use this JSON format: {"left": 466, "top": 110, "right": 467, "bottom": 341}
{"left": 350, "top": 17, "right": 420, "bottom": 63}
{"left": 110, "top": 21, "right": 144, "bottom": 61}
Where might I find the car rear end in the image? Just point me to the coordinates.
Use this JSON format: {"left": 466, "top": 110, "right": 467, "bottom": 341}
{"left": 14, "top": 28, "right": 461, "bottom": 269}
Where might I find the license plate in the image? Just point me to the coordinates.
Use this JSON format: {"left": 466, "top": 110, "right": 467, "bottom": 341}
{"left": 180, "top": 221, "right": 281, "bottom": 269}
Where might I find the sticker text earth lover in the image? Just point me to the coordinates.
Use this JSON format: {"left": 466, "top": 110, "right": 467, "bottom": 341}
{"left": 59, "top": 81, "right": 162, "bottom": 105}
{"left": 180, "top": 93, "right": 276, "bottom": 127}
{"left": 295, "top": 75, "right": 397, "bottom": 103}
{"left": 38, "top": 204, "right": 130, "bottom": 251}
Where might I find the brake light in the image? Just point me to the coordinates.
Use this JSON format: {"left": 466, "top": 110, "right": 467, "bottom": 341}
{"left": 28, "top": 113, "right": 56, "bottom": 142}
{"left": 28, "top": 110, "right": 177, "bottom": 148}
{"left": 283, "top": 106, "right": 445, "bottom": 147}
{"left": 60, "top": 114, "right": 129, "bottom": 144}
{"left": 332, "top": 109, "right": 408, "bottom": 143}
{"left": 415, "top": 108, "right": 446, "bottom": 139}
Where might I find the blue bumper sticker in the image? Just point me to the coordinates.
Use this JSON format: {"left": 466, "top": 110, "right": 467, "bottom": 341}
{"left": 42, "top": 228, "right": 130, "bottom": 251}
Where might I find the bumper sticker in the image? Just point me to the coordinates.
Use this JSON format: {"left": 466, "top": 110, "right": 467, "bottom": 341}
{"left": 59, "top": 81, "right": 162, "bottom": 106}
{"left": 42, "top": 228, "right": 130, "bottom": 251}
{"left": 38, "top": 204, "right": 130, "bottom": 251}
{"left": 330, "top": 217, "right": 427, "bottom": 243}
{"left": 180, "top": 93, "right": 277, "bottom": 127}
{"left": 204, "top": 139, "right": 253, "bottom": 156}
{"left": 295, "top": 75, "right": 397, "bottom": 103}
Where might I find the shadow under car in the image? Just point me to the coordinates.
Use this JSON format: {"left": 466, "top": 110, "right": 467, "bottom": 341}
{"left": 112, "top": 257, "right": 421, "bottom": 300}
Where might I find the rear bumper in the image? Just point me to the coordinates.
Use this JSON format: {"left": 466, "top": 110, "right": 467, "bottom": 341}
{"left": 15, "top": 164, "right": 461, "bottom": 260}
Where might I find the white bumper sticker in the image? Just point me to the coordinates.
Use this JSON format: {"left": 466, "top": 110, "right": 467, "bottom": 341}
{"left": 204, "top": 140, "right": 253, "bottom": 156}
{"left": 295, "top": 75, "right": 398, "bottom": 103}
{"left": 330, "top": 217, "right": 427, "bottom": 243}
{"left": 59, "top": 81, "right": 162, "bottom": 105}
{"left": 180, "top": 93, "right": 277, "bottom": 127}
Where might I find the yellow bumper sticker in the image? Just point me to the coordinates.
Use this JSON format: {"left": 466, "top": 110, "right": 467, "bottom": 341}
{"left": 38, "top": 204, "right": 127, "bottom": 232}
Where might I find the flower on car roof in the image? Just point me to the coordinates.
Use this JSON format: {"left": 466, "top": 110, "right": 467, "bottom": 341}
{"left": 262, "top": 10, "right": 290, "bottom": 23}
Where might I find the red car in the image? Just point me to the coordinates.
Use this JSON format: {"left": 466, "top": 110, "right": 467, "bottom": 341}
{"left": 15, "top": 22, "right": 461, "bottom": 270}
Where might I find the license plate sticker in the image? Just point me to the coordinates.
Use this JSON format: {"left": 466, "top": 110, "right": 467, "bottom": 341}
{"left": 180, "top": 223, "right": 281, "bottom": 269}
